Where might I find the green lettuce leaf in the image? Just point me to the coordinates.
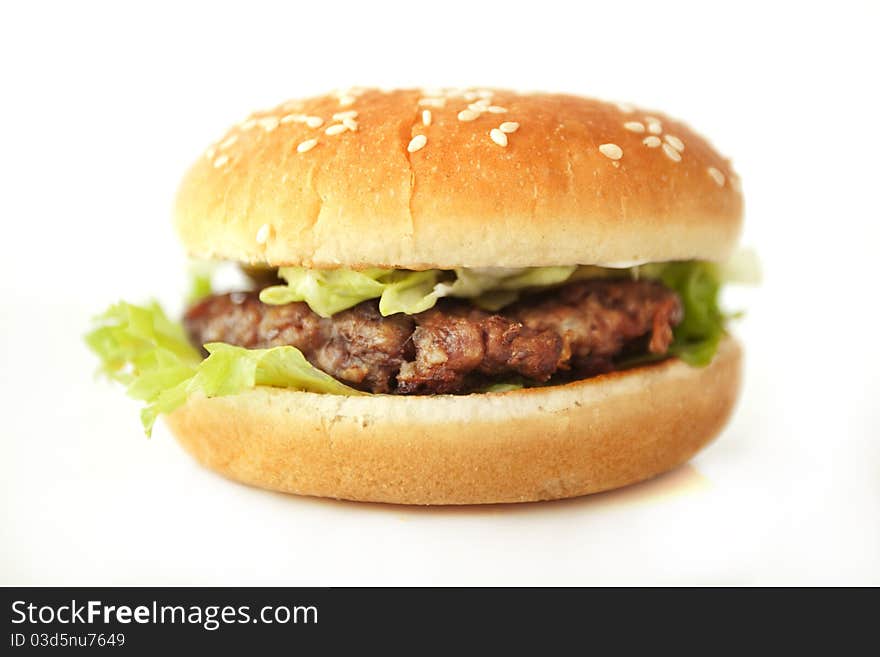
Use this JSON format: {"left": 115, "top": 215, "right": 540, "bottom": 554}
{"left": 259, "top": 267, "right": 390, "bottom": 317}
{"left": 198, "top": 342, "right": 360, "bottom": 397}
{"left": 260, "top": 265, "right": 579, "bottom": 316}
{"left": 642, "top": 261, "right": 726, "bottom": 366}
{"left": 187, "top": 273, "right": 213, "bottom": 304}
{"left": 86, "top": 301, "right": 362, "bottom": 435}
{"left": 378, "top": 269, "right": 443, "bottom": 315}
{"left": 186, "top": 261, "right": 215, "bottom": 303}
{"left": 439, "top": 266, "right": 577, "bottom": 311}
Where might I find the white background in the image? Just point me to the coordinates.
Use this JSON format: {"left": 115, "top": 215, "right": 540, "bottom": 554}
{"left": 1, "top": 1, "right": 878, "bottom": 585}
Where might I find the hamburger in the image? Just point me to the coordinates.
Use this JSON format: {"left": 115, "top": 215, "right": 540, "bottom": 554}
{"left": 87, "top": 87, "right": 749, "bottom": 505}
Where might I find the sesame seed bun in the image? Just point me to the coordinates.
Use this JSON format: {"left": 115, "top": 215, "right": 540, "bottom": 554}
{"left": 175, "top": 88, "right": 743, "bottom": 269}
{"left": 165, "top": 336, "right": 741, "bottom": 505}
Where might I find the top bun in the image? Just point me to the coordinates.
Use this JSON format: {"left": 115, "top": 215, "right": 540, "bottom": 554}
{"left": 175, "top": 88, "right": 742, "bottom": 269}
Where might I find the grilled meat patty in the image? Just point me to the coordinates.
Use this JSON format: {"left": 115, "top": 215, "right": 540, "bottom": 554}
{"left": 184, "top": 279, "right": 682, "bottom": 394}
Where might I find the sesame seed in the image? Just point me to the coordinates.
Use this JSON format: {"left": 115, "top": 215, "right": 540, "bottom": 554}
{"left": 662, "top": 143, "right": 682, "bottom": 162}
{"left": 473, "top": 98, "right": 492, "bottom": 109}
{"left": 419, "top": 97, "right": 446, "bottom": 107}
{"left": 642, "top": 136, "right": 662, "bottom": 148}
{"left": 219, "top": 134, "right": 238, "bottom": 150}
{"left": 324, "top": 123, "right": 347, "bottom": 136}
{"left": 487, "top": 105, "right": 507, "bottom": 113}
{"left": 708, "top": 167, "right": 726, "bottom": 186}
{"left": 407, "top": 134, "right": 427, "bottom": 153}
{"left": 489, "top": 128, "right": 508, "bottom": 147}
{"left": 422, "top": 110, "right": 432, "bottom": 126}
{"left": 280, "top": 113, "right": 305, "bottom": 124}
{"left": 598, "top": 143, "right": 623, "bottom": 160}
{"left": 297, "top": 138, "right": 318, "bottom": 153}
{"left": 205, "top": 146, "right": 216, "bottom": 160}
{"left": 240, "top": 119, "right": 257, "bottom": 130}
{"left": 212, "top": 154, "right": 229, "bottom": 168}
{"left": 468, "top": 102, "right": 486, "bottom": 113}
{"left": 305, "top": 116, "right": 324, "bottom": 128}
{"left": 615, "top": 102, "right": 635, "bottom": 114}
{"left": 333, "top": 110, "right": 358, "bottom": 121}
{"left": 255, "top": 224, "right": 272, "bottom": 244}
{"left": 258, "top": 116, "right": 279, "bottom": 132}
{"left": 342, "top": 117, "right": 358, "bottom": 131}
{"left": 463, "top": 91, "right": 479, "bottom": 101}
{"left": 664, "top": 134, "right": 685, "bottom": 152}
{"left": 338, "top": 95, "right": 355, "bottom": 107}
{"left": 457, "top": 109, "right": 479, "bottom": 122}
{"left": 646, "top": 118, "right": 663, "bottom": 135}
{"left": 499, "top": 121, "right": 519, "bottom": 133}
{"left": 476, "top": 89, "right": 494, "bottom": 99}
{"left": 624, "top": 121, "right": 645, "bottom": 133}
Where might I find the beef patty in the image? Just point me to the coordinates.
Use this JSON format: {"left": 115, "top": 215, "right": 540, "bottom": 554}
{"left": 184, "top": 279, "right": 682, "bottom": 394}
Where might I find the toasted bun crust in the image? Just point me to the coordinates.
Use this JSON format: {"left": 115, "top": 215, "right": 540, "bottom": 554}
{"left": 165, "top": 336, "right": 741, "bottom": 505}
{"left": 175, "top": 88, "right": 743, "bottom": 269}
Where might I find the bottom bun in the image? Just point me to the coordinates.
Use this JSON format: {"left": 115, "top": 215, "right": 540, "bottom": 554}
{"left": 166, "top": 336, "right": 741, "bottom": 505}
